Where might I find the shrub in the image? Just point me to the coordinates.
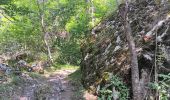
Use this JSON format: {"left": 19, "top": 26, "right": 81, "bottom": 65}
{"left": 97, "top": 73, "right": 129, "bottom": 100}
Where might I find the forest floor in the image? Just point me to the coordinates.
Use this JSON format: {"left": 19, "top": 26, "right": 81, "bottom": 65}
{"left": 0, "top": 68, "right": 97, "bottom": 100}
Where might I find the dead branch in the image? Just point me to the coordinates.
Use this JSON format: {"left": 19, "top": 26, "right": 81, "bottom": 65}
{"left": 145, "top": 16, "right": 170, "bottom": 37}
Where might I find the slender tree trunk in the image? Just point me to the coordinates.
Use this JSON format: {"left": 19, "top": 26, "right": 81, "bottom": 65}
{"left": 91, "top": 0, "right": 96, "bottom": 35}
{"left": 44, "top": 35, "right": 53, "bottom": 63}
{"left": 91, "top": 0, "right": 95, "bottom": 27}
{"left": 86, "top": 0, "right": 95, "bottom": 35}
{"left": 125, "top": 19, "right": 141, "bottom": 100}
{"left": 41, "top": 14, "right": 53, "bottom": 63}
{"left": 121, "top": 1, "right": 142, "bottom": 100}
{"left": 36, "top": 0, "right": 53, "bottom": 63}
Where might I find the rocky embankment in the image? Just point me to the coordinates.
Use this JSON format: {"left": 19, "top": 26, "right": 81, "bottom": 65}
{"left": 81, "top": 0, "right": 170, "bottom": 98}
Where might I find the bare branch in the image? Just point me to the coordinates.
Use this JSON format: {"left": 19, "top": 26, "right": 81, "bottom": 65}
{"left": 145, "top": 16, "right": 170, "bottom": 37}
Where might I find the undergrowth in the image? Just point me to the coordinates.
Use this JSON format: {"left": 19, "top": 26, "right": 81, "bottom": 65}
{"left": 97, "top": 72, "right": 129, "bottom": 100}
{"left": 149, "top": 73, "right": 170, "bottom": 100}
{"left": 52, "top": 63, "right": 79, "bottom": 70}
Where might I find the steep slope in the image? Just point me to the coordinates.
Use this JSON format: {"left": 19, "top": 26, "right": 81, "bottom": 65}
{"left": 81, "top": 0, "right": 170, "bottom": 98}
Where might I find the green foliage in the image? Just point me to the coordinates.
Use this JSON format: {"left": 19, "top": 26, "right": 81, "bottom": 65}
{"left": 68, "top": 69, "right": 82, "bottom": 81}
{"left": 55, "top": 39, "right": 81, "bottom": 65}
{"left": 52, "top": 63, "right": 79, "bottom": 70}
{"left": 98, "top": 73, "right": 129, "bottom": 100}
{"left": 0, "top": 0, "right": 12, "bottom": 5}
{"left": 149, "top": 73, "right": 170, "bottom": 100}
{"left": 0, "top": 0, "right": 117, "bottom": 66}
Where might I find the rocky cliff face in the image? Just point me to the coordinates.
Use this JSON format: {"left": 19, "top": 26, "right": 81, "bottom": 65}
{"left": 81, "top": 0, "right": 170, "bottom": 95}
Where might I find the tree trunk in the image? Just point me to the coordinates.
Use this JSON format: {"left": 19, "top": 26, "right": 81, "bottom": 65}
{"left": 44, "top": 36, "right": 53, "bottom": 63}
{"left": 124, "top": 17, "right": 142, "bottom": 100}
{"left": 36, "top": 0, "right": 53, "bottom": 63}
{"left": 41, "top": 14, "right": 53, "bottom": 63}
{"left": 91, "top": 0, "right": 95, "bottom": 28}
{"left": 86, "top": 0, "right": 95, "bottom": 35}
{"left": 121, "top": 1, "right": 142, "bottom": 100}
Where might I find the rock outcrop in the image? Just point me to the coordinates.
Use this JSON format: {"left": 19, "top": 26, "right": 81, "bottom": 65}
{"left": 81, "top": 0, "right": 170, "bottom": 97}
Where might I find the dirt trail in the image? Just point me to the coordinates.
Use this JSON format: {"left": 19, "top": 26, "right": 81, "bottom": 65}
{"left": 0, "top": 69, "right": 97, "bottom": 100}
{"left": 18, "top": 70, "right": 76, "bottom": 100}
{"left": 47, "top": 70, "right": 75, "bottom": 100}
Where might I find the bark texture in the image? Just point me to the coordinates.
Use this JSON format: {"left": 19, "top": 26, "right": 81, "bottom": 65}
{"left": 121, "top": 1, "right": 141, "bottom": 99}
